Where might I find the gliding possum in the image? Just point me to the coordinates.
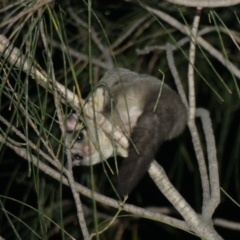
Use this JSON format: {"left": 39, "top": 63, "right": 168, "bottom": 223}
{"left": 66, "top": 68, "right": 187, "bottom": 196}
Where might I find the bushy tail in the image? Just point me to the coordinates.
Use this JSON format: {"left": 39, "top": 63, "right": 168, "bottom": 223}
{"left": 118, "top": 108, "right": 173, "bottom": 196}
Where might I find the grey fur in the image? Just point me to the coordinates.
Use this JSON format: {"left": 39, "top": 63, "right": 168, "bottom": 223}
{"left": 66, "top": 68, "right": 187, "bottom": 196}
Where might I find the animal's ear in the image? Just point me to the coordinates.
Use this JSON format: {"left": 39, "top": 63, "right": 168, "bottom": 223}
{"left": 66, "top": 114, "right": 78, "bottom": 132}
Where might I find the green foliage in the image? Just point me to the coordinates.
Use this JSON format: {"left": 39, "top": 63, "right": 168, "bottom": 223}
{"left": 0, "top": 0, "right": 240, "bottom": 239}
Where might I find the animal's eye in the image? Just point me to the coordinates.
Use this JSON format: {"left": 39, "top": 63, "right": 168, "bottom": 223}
{"left": 77, "top": 132, "right": 84, "bottom": 141}
{"left": 73, "top": 154, "right": 83, "bottom": 161}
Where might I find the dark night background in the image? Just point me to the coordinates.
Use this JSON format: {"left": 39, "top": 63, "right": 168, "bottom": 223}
{"left": 0, "top": 0, "right": 240, "bottom": 239}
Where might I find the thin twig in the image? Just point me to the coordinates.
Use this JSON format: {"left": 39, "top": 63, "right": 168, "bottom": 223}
{"left": 0, "top": 134, "right": 189, "bottom": 232}
{"left": 0, "top": 0, "right": 52, "bottom": 28}
{"left": 50, "top": 39, "right": 111, "bottom": 70}
{"left": 166, "top": 43, "right": 188, "bottom": 107}
{"left": 146, "top": 6, "right": 240, "bottom": 82}
{"left": 187, "top": 7, "right": 211, "bottom": 214}
{"left": 149, "top": 162, "right": 223, "bottom": 240}
{"left": 188, "top": 9, "right": 199, "bottom": 120}
{"left": 67, "top": 7, "right": 114, "bottom": 68}
{"left": 196, "top": 108, "right": 220, "bottom": 220}
{"left": 0, "top": 1, "right": 22, "bottom": 13}
{"left": 0, "top": 115, "right": 62, "bottom": 171}
{"left": 112, "top": 15, "right": 150, "bottom": 49}
{"left": 40, "top": 17, "right": 90, "bottom": 239}
{"left": 214, "top": 218, "right": 240, "bottom": 231}
{"left": 3, "top": 70, "right": 58, "bottom": 161}
{"left": 165, "top": 0, "right": 240, "bottom": 7}
{"left": 0, "top": 34, "right": 128, "bottom": 150}
{"left": 137, "top": 26, "right": 240, "bottom": 56}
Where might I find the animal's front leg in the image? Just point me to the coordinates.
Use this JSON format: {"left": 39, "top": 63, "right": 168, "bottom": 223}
{"left": 87, "top": 87, "right": 105, "bottom": 112}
